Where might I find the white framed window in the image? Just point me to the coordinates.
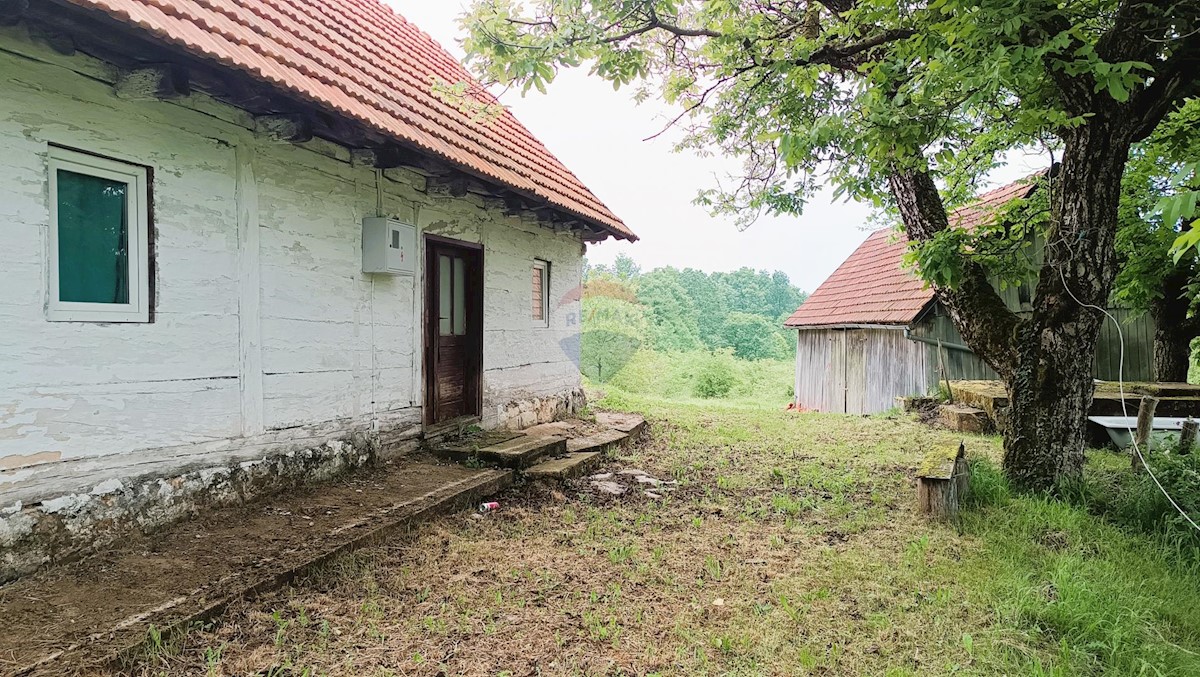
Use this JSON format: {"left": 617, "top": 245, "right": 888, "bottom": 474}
{"left": 47, "top": 146, "right": 150, "bottom": 323}
{"left": 531, "top": 259, "right": 550, "bottom": 327}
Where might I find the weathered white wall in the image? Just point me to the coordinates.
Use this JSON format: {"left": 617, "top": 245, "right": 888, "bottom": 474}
{"left": 0, "top": 26, "right": 585, "bottom": 497}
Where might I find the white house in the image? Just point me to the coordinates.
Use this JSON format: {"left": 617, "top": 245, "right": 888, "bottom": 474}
{"left": 0, "top": 0, "right": 635, "bottom": 580}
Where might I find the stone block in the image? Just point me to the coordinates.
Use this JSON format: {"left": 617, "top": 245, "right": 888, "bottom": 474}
{"left": 938, "top": 404, "right": 992, "bottom": 434}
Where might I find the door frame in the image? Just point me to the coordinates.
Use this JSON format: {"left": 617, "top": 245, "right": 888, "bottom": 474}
{"left": 423, "top": 234, "right": 484, "bottom": 425}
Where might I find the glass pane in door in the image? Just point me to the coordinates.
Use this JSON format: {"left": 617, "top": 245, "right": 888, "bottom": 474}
{"left": 452, "top": 257, "right": 466, "bottom": 335}
{"left": 438, "top": 254, "right": 451, "bottom": 335}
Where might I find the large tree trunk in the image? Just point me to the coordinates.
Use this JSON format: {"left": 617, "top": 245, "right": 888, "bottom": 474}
{"left": 1150, "top": 269, "right": 1195, "bottom": 382}
{"left": 1002, "top": 318, "right": 1103, "bottom": 491}
{"left": 1153, "top": 329, "right": 1192, "bottom": 382}
{"left": 1001, "top": 122, "right": 1134, "bottom": 491}
{"left": 892, "top": 117, "right": 1135, "bottom": 492}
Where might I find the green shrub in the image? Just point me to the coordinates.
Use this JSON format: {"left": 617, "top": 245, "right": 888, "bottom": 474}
{"left": 693, "top": 352, "right": 737, "bottom": 398}
{"left": 1082, "top": 451, "right": 1200, "bottom": 546}
{"left": 591, "top": 347, "right": 791, "bottom": 405}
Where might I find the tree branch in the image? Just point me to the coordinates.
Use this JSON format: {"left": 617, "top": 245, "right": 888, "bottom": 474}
{"left": 602, "top": 9, "right": 722, "bottom": 43}
{"left": 798, "top": 28, "right": 916, "bottom": 69}
{"left": 1129, "top": 33, "right": 1200, "bottom": 141}
{"left": 889, "top": 169, "right": 1022, "bottom": 379}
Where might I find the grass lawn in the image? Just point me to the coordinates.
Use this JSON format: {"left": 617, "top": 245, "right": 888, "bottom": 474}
{"left": 135, "top": 392, "right": 1200, "bottom": 676}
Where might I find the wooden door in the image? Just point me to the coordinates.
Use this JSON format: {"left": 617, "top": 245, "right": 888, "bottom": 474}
{"left": 825, "top": 331, "right": 847, "bottom": 413}
{"left": 845, "top": 333, "right": 868, "bottom": 414}
{"left": 424, "top": 238, "right": 483, "bottom": 424}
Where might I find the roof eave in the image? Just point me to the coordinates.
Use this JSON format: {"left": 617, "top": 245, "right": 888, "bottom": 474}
{"left": 45, "top": 0, "right": 636, "bottom": 242}
{"left": 785, "top": 321, "right": 913, "bottom": 330}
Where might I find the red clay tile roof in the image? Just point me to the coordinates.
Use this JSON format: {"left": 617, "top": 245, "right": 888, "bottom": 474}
{"left": 785, "top": 175, "right": 1041, "bottom": 328}
{"left": 64, "top": 0, "right": 635, "bottom": 241}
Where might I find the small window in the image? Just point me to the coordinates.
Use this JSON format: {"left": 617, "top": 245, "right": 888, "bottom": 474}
{"left": 47, "top": 147, "right": 150, "bottom": 322}
{"left": 532, "top": 259, "right": 549, "bottom": 326}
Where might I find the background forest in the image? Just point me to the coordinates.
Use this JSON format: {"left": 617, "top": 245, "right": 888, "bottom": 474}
{"left": 580, "top": 254, "right": 806, "bottom": 403}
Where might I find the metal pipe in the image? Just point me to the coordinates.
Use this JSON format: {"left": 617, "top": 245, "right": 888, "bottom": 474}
{"left": 903, "top": 327, "right": 974, "bottom": 353}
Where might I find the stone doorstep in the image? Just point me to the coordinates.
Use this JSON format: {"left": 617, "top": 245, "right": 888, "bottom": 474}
{"left": 566, "top": 428, "right": 629, "bottom": 454}
{"left": 7, "top": 466, "right": 513, "bottom": 677}
{"left": 433, "top": 435, "right": 566, "bottom": 469}
{"left": 524, "top": 451, "right": 605, "bottom": 481}
{"left": 596, "top": 412, "right": 648, "bottom": 440}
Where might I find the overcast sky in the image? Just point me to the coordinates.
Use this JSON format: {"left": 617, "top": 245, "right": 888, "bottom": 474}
{"left": 387, "top": 1, "right": 1046, "bottom": 293}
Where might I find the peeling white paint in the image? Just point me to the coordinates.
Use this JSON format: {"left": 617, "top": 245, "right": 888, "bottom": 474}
{"left": 89, "top": 478, "right": 124, "bottom": 496}
{"left": 40, "top": 494, "right": 89, "bottom": 515}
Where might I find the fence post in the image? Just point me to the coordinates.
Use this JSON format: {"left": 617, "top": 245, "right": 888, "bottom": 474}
{"left": 1133, "top": 395, "right": 1159, "bottom": 472}
{"left": 1180, "top": 417, "right": 1197, "bottom": 456}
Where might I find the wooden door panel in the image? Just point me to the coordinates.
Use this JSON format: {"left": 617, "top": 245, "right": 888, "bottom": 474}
{"left": 425, "top": 239, "right": 482, "bottom": 424}
{"left": 845, "top": 333, "right": 867, "bottom": 415}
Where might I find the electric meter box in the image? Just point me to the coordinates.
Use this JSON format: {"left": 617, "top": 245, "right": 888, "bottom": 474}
{"left": 362, "top": 217, "right": 416, "bottom": 275}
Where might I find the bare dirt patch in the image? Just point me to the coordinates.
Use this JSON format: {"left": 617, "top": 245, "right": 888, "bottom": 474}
{"left": 0, "top": 456, "right": 504, "bottom": 676}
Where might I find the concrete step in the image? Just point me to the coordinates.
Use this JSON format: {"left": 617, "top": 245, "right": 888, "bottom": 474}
{"left": 434, "top": 434, "right": 566, "bottom": 469}
{"left": 596, "top": 412, "right": 647, "bottom": 440}
{"left": 525, "top": 451, "right": 605, "bottom": 481}
{"left": 566, "top": 428, "right": 629, "bottom": 454}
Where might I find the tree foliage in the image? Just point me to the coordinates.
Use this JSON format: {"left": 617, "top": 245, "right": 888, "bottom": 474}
{"left": 464, "top": 0, "right": 1200, "bottom": 491}
{"left": 636, "top": 268, "right": 704, "bottom": 351}
{"left": 1115, "top": 101, "right": 1200, "bottom": 313}
{"left": 720, "top": 311, "right": 790, "bottom": 360}
{"left": 584, "top": 256, "right": 804, "bottom": 359}
{"left": 579, "top": 295, "right": 646, "bottom": 382}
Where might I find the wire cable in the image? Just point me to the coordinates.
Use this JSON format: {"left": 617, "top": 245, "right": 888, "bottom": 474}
{"left": 1057, "top": 266, "right": 1200, "bottom": 533}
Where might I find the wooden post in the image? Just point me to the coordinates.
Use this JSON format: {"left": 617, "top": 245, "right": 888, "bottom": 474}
{"left": 1179, "top": 417, "right": 1197, "bottom": 455}
{"left": 1132, "top": 395, "right": 1159, "bottom": 471}
{"left": 936, "top": 338, "right": 953, "bottom": 403}
{"left": 918, "top": 442, "right": 969, "bottom": 520}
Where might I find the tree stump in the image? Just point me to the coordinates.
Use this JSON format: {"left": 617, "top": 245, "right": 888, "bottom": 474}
{"left": 917, "top": 442, "right": 969, "bottom": 520}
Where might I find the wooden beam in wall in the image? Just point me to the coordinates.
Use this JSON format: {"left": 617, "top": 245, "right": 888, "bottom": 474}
{"left": 114, "top": 64, "right": 189, "bottom": 100}
{"left": 426, "top": 175, "right": 469, "bottom": 198}
{"left": 0, "top": 0, "right": 28, "bottom": 27}
{"left": 350, "top": 144, "right": 448, "bottom": 174}
{"left": 254, "top": 114, "right": 313, "bottom": 143}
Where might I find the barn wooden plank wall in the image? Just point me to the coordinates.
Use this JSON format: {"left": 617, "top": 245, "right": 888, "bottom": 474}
{"left": 795, "top": 327, "right": 928, "bottom": 414}
{"left": 912, "top": 309, "right": 1154, "bottom": 383}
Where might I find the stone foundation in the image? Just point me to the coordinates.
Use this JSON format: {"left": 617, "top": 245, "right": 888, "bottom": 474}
{"left": 495, "top": 388, "right": 587, "bottom": 430}
{"left": 0, "top": 431, "right": 420, "bottom": 584}
{"left": 0, "top": 390, "right": 587, "bottom": 583}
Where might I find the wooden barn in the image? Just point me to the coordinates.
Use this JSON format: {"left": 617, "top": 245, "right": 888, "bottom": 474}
{"left": 785, "top": 177, "right": 1153, "bottom": 414}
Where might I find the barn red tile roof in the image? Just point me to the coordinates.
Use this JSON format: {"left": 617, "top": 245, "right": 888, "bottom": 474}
{"left": 785, "top": 175, "right": 1041, "bottom": 328}
{"left": 63, "top": 0, "right": 635, "bottom": 241}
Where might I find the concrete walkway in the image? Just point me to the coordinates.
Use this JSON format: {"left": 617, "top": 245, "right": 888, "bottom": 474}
{"left": 0, "top": 456, "right": 511, "bottom": 676}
